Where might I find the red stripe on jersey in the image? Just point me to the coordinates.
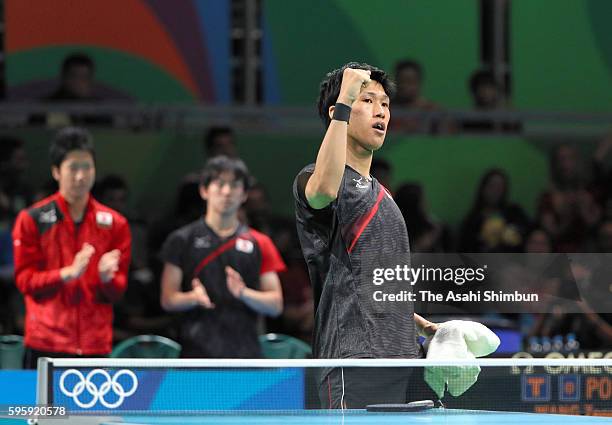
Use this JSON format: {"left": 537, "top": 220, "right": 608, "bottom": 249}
{"left": 192, "top": 237, "right": 240, "bottom": 278}
{"left": 249, "top": 228, "right": 287, "bottom": 275}
{"left": 347, "top": 188, "right": 386, "bottom": 254}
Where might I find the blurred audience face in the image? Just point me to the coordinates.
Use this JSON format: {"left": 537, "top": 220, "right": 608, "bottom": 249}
{"left": 6, "top": 146, "right": 28, "bottom": 176}
{"left": 474, "top": 82, "right": 499, "bottom": 109}
{"left": 553, "top": 145, "right": 580, "bottom": 184}
{"left": 395, "top": 66, "right": 421, "bottom": 104}
{"left": 245, "top": 185, "right": 270, "bottom": 214}
{"left": 0, "top": 139, "right": 28, "bottom": 179}
{"left": 52, "top": 150, "right": 96, "bottom": 203}
{"left": 100, "top": 188, "right": 128, "bottom": 213}
{"left": 200, "top": 171, "right": 246, "bottom": 217}
{"left": 482, "top": 173, "right": 506, "bottom": 208}
{"left": 525, "top": 229, "right": 552, "bottom": 253}
{"left": 209, "top": 133, "right": 237, "bottom": 158}
{"left": 63, "top": 64, "right": 94, "bottom": 99}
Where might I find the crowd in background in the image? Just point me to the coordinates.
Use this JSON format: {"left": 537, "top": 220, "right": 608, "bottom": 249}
{"left": 0, "top": 54, "right": 610, "bottom": 354}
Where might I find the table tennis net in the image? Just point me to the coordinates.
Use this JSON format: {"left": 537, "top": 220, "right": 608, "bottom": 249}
{"left": 36, "top": 358, "right": 612, "bottom": 417}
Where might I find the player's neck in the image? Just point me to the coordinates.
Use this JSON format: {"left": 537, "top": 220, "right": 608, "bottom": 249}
{"left": 205, "top": 212, "right": 240, "bottom": 238}
{"left": 346, "top": 141, "right": 373, "bottom": 178}
{"left": 60, "top": 190, "right": 89, "bottom": 221}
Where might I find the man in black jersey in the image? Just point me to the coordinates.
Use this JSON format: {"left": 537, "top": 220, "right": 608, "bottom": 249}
{"left": 161, "top": 156, "right": 285, "bottom": 358}
{"left": 294, "top": 63, "right": 438, "bottom": 408}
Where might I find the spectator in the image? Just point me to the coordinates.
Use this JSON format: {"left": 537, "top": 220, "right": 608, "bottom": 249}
{"left": 470, "top": 70, "right": 501, "bottom": 110}
{"left": 393, "top": 60, "right": 438, "bottom": 110}
{"left": 149, "top": 173, "right": 203, "bottom": 265}
{"left": 523, "top": 227, "right": 553, "bottom": 253}
{"left": 30, "top": 53, "right": 113, "bottom": 126}
{"left": 243, "top": 182, "right": 273, "bottom": 235}
{"left": 94, "top": 174, "right": 148, "bottom": 271}
{"left": 46, "top": 53, "right": 97, "bottom": 101}
{"left": 563, "top": 221, "right": 612, "bottom": 348}
{"left": 203, "top": 126, "right": 238, "bottom": 159}
{"left": 265, "top": 217, "right": 313, "bottom": 344}
{"left": 148, "top": 173, "right": 205, "bottom": 306}
{"left": 504, "top": 227, "right": 558, "bottom": 340}
{"left": 394, "top": 182, "right": 451, "bottom": 252}
{"left": 0, "top": 136, "right": 32, "bottom": 218}
{"left": 523, "top": 222, "right": 611, "bottom": 349}
{"left": 459, "top": 169, "right": 530, "bottom": 252}
{"left": 160, "top": 156, "right": 285, "bottom": 358}
{"left": 94, "top": 174, "right": 171, "bottom": 340}
{"left": 391, "top": 60, "right": 443, "bottom": 133}
{"left": 0, "top": 136, "right": 31, "bottom": 333}
{"left": 462, "top": 69, "right": 520, "bottom": 133}
{"left": 592, "top": 132, "right": 612, "bottom": 218}
{"left": 12, "top": 127, "right": 131, "bottom": 368}
{"left": 537, "top": 144, "right": 601, "bottom": 252}
{"left": 32, "top": 179, "right": 59, "bottom": 203}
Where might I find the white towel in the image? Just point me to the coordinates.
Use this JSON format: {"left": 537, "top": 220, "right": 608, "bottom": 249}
{"left": 424, "top": 320, "right": 500, "bottom": 398}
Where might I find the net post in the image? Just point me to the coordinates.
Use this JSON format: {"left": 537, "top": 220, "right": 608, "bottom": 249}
{"left": 36, "top": 357, "right": 52, "bottom": 406}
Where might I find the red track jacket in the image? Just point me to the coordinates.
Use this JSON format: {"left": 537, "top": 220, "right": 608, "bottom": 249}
{"left": 12, "top": 192, "right": 131, "bottom": 355}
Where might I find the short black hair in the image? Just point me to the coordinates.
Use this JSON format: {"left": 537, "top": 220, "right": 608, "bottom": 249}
{"left": 317, "top": 62, "right": 395, "bottom": 128}
{"left": 200, "top": 155, "right": 251, "bottom": 190}
{"left": 50, "top": 127, "right": 95, "bottom": 167}
{"left": 469, "top": 69, "right": 497, "bottom": 94}
{"left": 61, "top": 53, "right": 95, "bottom": 76}
{"left": 395, "top": 60, "right": 423, "bottom": 80}
{"left": 204, "top": 126, "right": 234, "bottom": 152}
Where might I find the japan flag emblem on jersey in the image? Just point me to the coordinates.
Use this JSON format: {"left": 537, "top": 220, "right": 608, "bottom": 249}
{"left": 96, "top": 211, "right": 113, "bottom": 228}
{"left": 235, "top": 238, "right": 254, "bottom": 254}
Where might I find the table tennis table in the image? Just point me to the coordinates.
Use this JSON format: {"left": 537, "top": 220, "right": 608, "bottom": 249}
{"left": 25, "top": 358, "right": 611, "bottom": 425}
{"left": 21, "top": 408, "right": 607, "bottom": 425}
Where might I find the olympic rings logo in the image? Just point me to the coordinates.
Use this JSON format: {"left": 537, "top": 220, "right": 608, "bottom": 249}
{"left": 59, "top": 369, "right": 138, "bottom": 409}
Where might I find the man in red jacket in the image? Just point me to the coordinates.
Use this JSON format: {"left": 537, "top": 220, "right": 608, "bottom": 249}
{"left": 12, "top": 127, "right": 131, "bottom": 368}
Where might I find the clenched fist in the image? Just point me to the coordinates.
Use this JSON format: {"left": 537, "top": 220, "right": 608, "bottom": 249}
{"left": 337, "top": 68, "right": 371, "bottom": 105}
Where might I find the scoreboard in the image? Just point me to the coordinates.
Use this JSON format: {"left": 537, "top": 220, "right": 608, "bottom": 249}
{"left": 509, "top": 351, "right": 612, "bottom": 416}
{"left": 430, "top": 351, "right": 611, "bottom": 415}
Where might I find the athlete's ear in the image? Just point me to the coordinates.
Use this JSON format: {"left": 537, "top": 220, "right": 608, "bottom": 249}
{"left": 328, "top": 105, "right": 335, "bottom": 121}
{"left": 199, "top": 184, "right": 209, "bottom": 201}
{"left": 51, "top": 166, "right": 60, "bottom": 182}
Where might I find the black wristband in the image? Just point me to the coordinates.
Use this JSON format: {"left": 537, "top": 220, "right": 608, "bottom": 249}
{"left": 332, "top": 102, "right": 351, "bottom": 123}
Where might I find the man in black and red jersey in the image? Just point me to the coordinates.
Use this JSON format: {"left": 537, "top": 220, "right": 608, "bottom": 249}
{"left": 12, "top": 127, "right": 131, "bottom": 368}
{"left": 294, "top": 63, "right": 439, "bottom": 408}
{"left": 160, "top": 156, "right": 285, "bottom": 358}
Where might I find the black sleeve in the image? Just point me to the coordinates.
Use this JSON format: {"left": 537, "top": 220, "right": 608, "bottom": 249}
{"left": 293, "top": 167, "right": 335, "bottom": 224}
{"left": 160, "top": 229, "right": 186, "bottom": 267}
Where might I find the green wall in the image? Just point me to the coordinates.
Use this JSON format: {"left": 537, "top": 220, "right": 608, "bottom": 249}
{"left": 265, "top": 0, "right": 479, "bottom": 107}
{"left": 512, "top": 0, "right": 612, "bottom": 111}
